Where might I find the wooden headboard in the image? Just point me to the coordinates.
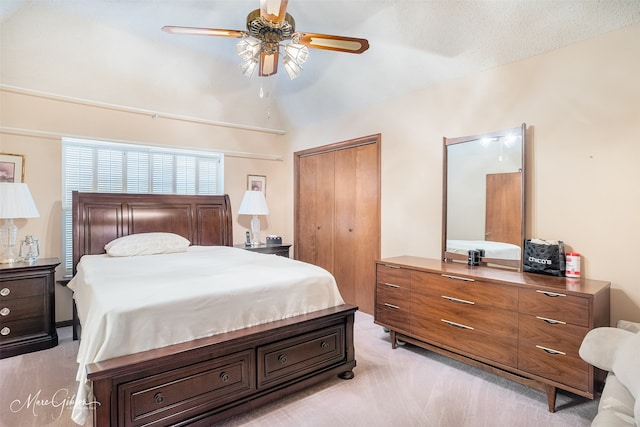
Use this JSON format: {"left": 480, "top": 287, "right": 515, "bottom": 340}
{"left": 72, "top": 192, "right": 233, "bottom": 272}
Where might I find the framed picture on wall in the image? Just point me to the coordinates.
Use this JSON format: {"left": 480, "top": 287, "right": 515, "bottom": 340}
{"left": 0, "top": 152, "right": 25, "bottom": 183}
{"left": 247, "top": 175, "right": 266, "bottom": 195}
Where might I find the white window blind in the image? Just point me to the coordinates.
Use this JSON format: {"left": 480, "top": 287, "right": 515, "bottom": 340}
{"left": 61, "top": 138, "right": 224, "bottom": 275}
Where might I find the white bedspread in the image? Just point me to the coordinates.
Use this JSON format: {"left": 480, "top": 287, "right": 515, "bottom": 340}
{"left": 68, "top": 246, "right": 344, "bottom": 425}
{"left": 446, "top": 239, "right": 521, "bottom": 260}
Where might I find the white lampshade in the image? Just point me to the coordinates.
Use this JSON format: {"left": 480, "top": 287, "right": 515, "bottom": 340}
{"left": 0, "top": 183, "right": 40, "bottom": 218}
{"left": 238, "top": 190, "right": 269, "bottom": 216}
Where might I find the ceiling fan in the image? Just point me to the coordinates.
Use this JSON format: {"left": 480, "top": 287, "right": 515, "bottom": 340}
{"left": 162, "top": 0, "right": 369, "bottom": 79}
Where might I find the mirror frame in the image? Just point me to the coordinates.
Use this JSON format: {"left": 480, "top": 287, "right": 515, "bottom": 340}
{"left": 442, "top": 123, "right": 526, "bottom": 269}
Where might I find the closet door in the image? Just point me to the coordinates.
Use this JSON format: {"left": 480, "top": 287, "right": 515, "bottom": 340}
{"left": 296, "top": 151, "right": 335, "bottom": 273}
{"left": 334, "top": 143, "right": 378, "bottom": 314}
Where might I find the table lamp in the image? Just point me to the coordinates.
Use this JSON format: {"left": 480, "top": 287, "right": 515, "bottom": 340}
{"left": 0, "top": 183, "right": 40, "bottom": 263}
{"left": 238, "top": 190, "right": 269, "bottom": 246}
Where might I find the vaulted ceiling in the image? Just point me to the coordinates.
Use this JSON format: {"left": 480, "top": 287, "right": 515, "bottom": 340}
{"left": 2, "top": 1, "right": 639, "bottom": 130}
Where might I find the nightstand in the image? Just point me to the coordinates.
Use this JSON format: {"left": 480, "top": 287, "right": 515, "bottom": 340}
{"left": 0, "top": 258, "right": 60, "bottom": 358}
{"left": 234, "top": 243, "right": 291, "bottom": 258}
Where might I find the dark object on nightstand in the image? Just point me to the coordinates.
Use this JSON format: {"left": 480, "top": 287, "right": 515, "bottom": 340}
{"left": 234, "top": 243, "right": 291, "bottom": 258}
{"left": 266, "top": 236, "right": 282, "bottom": 246}
{"left": 0, "top": 258, "right": 60, "bottom": 358}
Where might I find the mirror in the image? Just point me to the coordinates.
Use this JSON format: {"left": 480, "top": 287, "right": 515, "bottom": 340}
{"left": 442, "top": 124, "right": 526, "bottom": 269}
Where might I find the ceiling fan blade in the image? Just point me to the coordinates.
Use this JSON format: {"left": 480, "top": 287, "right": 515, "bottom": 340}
{"left": 296, "top": 33, "right": 369, "bottom": 54}
{"left": 259, "top": 52, "right": 279, "bottom": 77}
{"left": 162, "top": 26, "right": 247, "bottom": 38}
{"left": 260, "top": 0, "right": 289, "bottom": 24}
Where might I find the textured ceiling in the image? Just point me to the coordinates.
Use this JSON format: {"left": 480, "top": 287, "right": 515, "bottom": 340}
{"left": 2, "top": 0, "right": 640, "bottom": 128}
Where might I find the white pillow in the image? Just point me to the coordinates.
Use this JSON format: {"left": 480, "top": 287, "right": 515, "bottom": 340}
{"left": 105, "top": 232, "right": 190, "bottom": 257}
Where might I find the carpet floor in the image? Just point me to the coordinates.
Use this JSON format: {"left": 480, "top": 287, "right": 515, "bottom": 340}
{"left": 0, "top": 311, "right": 598, "bottom": 426}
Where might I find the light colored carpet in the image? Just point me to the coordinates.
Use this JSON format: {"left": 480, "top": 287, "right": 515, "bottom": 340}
{"left": 0, "top": 312, "right": 597, "bottom": 426}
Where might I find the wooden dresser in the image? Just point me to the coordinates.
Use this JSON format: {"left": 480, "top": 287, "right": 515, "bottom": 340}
{"left": 374, "top": 256, "right": 610, "bottom": 411}
{"left": 0, "top": 258, "right": 60, "bottom": 359}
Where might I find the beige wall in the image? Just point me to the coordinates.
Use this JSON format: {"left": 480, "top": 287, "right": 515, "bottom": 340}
{"left": 286, "top": 23, "right": 640, "bottom": 325}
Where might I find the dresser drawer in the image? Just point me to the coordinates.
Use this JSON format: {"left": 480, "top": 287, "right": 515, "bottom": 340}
{"left": 412, "top": 291, "right": 517, "bottom": 337}
{"left": 119, "top": 350, "right": 254, "bottom": 427}
{"left": 518, "top": 313, "right": 588, "bottom": 355}
{"left": 257, "top": 324, "right": 345, "bottom": 389}
{"left": 0, "top": 317, "right": 46, "bottom": 342}
{"left": 376, "top": 264, "right": 411, "bottom": 288}
{"left": 0, "top": 277, "right": 44, "bottom": 301}
{"left": 519, "top": 288, "right": 590, "bottom": 327}
{"left": 518, "top": 341, "right": 589, "bottom": 391}
{"left": 411, "top": 312, "right": 517, "bottom": 367}
{"left": 0, "top": 297, "right": 45, "bottom": 322}
{"left": 412, "top": 271, "right": 518, "bottom": 311}
{"left": 375, "top": 283, "right": 410, "bottom": 329}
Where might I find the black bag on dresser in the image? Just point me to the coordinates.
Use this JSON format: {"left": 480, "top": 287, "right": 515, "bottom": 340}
{"left": 523, "top": 239, "right": 566, "bottom": 276}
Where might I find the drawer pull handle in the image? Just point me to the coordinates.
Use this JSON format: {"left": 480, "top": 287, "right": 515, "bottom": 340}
{"left": 383, "top": 264, "right": 401, "bottom": 269}
{"left": 220, "top": 372, "right": 230, "bottom": 383}
{"left": 536, "top": 345, "right": 566, "bottom": 355}
{"left": 1, "top": 327, "right": 10, "bottom": 336}
{"left": 440, "top": 319, "right": 474, "bottom": 330}
{"left": 536, "top": 290, "right": 566, "bottom": 298}
{"left": 0, "top": 288, "right": 9, "bottom": 297}
{"left": 154, "top": 392, "right": 164, "bottom": 404}
{"left": 441, "top": 274, "right": 475, "bottom": 282}
{"left": 0, "top": 307, "right": 9, "bottom": 316}
{"left": 383, "top": 283, "right": 400, "bottom": 288}
{"left": 278, "top": 354, "right": 287, "bottom": 365}
{"left": 321, "top": 341, "right": 329, "bottom": 350}
{"left": 384, "top": 303, "right": 400, "bottom": 310}
{"left": 536, "top": 316, "right": 566, "bottom": 325}
{"left": 441, "top": 295, "right": 475, "bottom": 305}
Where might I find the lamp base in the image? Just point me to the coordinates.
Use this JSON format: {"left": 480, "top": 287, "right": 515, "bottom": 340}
{"left": 250, "top": 215, "right": 261, "bottom": 246}
{"left": 0, "top": 218, "right": 18, "bottom": 264}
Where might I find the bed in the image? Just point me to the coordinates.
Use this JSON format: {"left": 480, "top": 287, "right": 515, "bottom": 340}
{"left": 68, "top": 192, "right": 357, "bottom": 427}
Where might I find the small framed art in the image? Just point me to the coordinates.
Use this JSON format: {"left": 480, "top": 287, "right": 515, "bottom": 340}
{"left": 247, "top": 175, "right": 266, "bottom": 194}
{"left": 0, "top": 152, "right": 25, "bottom": 183}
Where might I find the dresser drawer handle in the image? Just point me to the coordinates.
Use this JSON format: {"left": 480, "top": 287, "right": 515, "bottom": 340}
{"left": 0, "top": 307, "right": 9, "bottom": 316}
{"left": 0, "top": 288, "right": 9, "bottom": 297}
{"left": 154, "top": 392, "right": 164, "bottom": 404}
{"left": 384, "top": 303, "right": 400, "bottom": 310}
{"left": 441, "top": 319, "right": 474, "bottom": 330}
{"left": 441, "top": 295, "right": 475, "bottom": 305}
{"left": 536, "top": 290, "right": 566, "bottom": 298}
{"left": 220, "top": 372, "right": 230, "bottom": 383}
{"left": 536, "top": 345, "right": 566, "bottom": 355}
{"left": 536, "top": 316, "right": 566, "bottom": 325}
{"left": 383, "top": 282, "right": 400, "bottom": 288}
{"left": 383, "top": 264, "right": 401, "bottom": 269}
{"left": 321, "top": 341, "right": 329, "bottom": 350}
{"left": 441, "top": 274, "right": 475, "bottom": 282}
{"left": 278, "top": 354, "right": 287, "bottom": 365}
{"left": 0, "top": 327, "right": 9, "bottom": 336}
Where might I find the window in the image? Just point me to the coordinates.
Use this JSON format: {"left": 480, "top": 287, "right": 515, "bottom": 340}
{"left": 61, "top": 138, "right": 224, "bottom": 274}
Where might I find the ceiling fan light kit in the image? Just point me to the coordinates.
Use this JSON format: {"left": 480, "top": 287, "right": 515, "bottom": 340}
{"left": 162, "top": 0, "right": 369, "bottom": 80}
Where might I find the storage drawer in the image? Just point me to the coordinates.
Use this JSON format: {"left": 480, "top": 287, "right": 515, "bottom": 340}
{"left": 518, "top": 341, "right": 589, "bottom": 391}
{"left": 0, "top": 297, "right": 44, "bottom": 322}
{"left": 412, "top": 271, "right": 518, "bottom": 311}
{"left": 519, "top": 288, "right": 590, "bottom": 327}
{"left": 412, "top": 291, "right": 517, "bottom": 338}
{"left": 0, "top": 278, "right": 44, "bottom": 300}
{"left": 257, "top": 324, "right": 345, "bottom": 388}
{"left": 518, "top": 313, "right": 588, "bottom": 355}
{"left": 119, "top": 350, "right": 254, "bottom": 427}
{"left": 0, "top": 316, "right": 47, "bottom": 343}
{"left": 375, "top": 283, "right": 410, "bottom": 329}
{"left": 376, "top": 264, "right": 411, "bottom": 288}
{"left": 411, "top": 312, "right": 517, "bottom": 367}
